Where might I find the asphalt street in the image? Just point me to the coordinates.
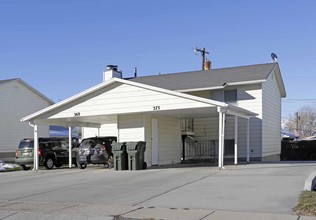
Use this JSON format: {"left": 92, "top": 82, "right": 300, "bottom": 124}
{"left": 0, "top": 162, "right": 316, "bottom": 219}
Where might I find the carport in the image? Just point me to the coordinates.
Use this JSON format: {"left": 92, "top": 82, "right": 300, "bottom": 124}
{"left": 21, "top": 78, "right": 257, "bottom": 171}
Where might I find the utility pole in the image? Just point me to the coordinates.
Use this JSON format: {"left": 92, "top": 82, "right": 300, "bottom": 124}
{"left": 296, "top": 112, "right": 299, "bottom": 136}
{"left": 194, "top": 47, "right": 209, "bottom": 70}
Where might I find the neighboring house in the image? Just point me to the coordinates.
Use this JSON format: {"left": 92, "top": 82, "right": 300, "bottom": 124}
{"left": 21, "top": 62, "right": 286, "bottom": 170}
{"left": 0, "top": 78, "right": 53, "bottom": 160}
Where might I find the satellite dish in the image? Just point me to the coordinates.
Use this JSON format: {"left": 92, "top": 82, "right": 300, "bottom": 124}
{"left": 193, "top": 46, "right": 198, "bottom": 55}
{"left": 271, "top": 53, "right": 278, "bottom": 62}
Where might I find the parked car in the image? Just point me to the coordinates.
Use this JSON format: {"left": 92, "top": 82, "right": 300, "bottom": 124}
{"left": 76, "top": 136, "right": 117, "bottom": 169}
{"left": 15, "top": 137, "right": 78, "bottom": 170}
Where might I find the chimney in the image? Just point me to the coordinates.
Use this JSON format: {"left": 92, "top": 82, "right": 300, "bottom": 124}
{"left": 204, "top": 60, "right": 211, "bottom": 70}
{"left": 103, "top": 65, "right": 122, "bottom": 82}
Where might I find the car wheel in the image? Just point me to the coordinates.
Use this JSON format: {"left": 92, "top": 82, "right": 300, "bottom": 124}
{"left": 21, "top": 165, "right": 30, "bottom": 170}
{"left": 80, "top": 163, "right": 87, "bottom": 169}
{"left": 45, "top": 157, "right": 54, "bottom": 169}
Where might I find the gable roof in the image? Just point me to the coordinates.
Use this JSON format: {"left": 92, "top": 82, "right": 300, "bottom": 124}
{"left": 0, "top": 78, "right": 54, "bottom": 104}
{"left": 21, "top": 77, "right": 256, "bottom": 124}
{"left": 129, "top": 63, "right": 286, "bottom": 97}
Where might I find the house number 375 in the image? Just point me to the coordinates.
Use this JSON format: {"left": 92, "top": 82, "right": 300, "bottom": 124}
{"left": 153, "top": 106, "right": 160, "bottom": 111}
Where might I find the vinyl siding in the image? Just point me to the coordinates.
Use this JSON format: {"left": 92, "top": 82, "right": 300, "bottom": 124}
{"left": 0, "top": 81, "right": 50, "bottom": 153}
{"left": 82, "top": 115, "right": 118, "bottom": 139}
{"left": 232, "top": 84, "right": 263, "bottom": 158}
{"left": 48, "top": 83, "right": 212, "bottom": 119}
{"left": 117, "top": 114, "right": 145, "bottom": 142}
{"left": 144, "top": 115, "right": 181, "bottom": 166}
{"left": 262, "top": 71, "right": 281, "bottom": 158}
{"left": 193, "top": 84, "right": 263, "bottom": 159}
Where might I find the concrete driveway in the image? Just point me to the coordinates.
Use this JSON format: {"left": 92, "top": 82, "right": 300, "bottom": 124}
{"left": 0, "top": 162, "right": 315, "bottom": 219}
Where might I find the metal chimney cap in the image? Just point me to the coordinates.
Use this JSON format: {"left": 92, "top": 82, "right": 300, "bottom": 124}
{"left": 106, "top": 65, "right": 118, "bottom": 71}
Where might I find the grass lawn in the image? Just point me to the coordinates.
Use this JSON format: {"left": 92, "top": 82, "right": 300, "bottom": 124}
{"left": 293, "top": 191, "right": 316, "bottom": 216}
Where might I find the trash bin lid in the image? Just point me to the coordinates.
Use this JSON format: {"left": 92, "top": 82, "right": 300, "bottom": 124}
{"left": 126, "top": 141, "right": 146, "bottom": 151}
{"left": 112, "top": 142, "right": 126, "bottom": 151}
{"left": 126, "top": 142, "right": 138, "bottom": 151}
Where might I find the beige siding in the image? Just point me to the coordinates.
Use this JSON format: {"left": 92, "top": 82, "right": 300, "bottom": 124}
{"left": 82, "top": 115, "right": 118, "bottom": 139}
{"left": 193, "top": 84, "right": 263, "bottom": 159}
{"left": 117, "top": 114, "right": 145, "bottom": 142}
{"left": 262, "top": 71, "right": 281, "bottom": 158}
{"left": 144, "top": 115, "right": 181, "bottom": 166}
{"left": 48, "top": 83, "right": 212, "bottom": 119}
{"left": 236, "top": 84, "right": 262, "bottom": 117}
{"left": 0, "top": 81, "right": 50, "bottom": 153}
{"left": 157, "top": 116, "right": 181, "bottom": 165}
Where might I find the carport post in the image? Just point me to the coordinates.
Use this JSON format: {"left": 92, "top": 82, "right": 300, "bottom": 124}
{"left": 30, "top": 123, "right": 39, "bottom": 171}
{"left": 218, "top": 109, "right": 226, "bottom": 169}
{"left": 68, "top": 127, "right": 72, "bottom": 168}
{"left": 246, "top": 118, "right": 250, "bottom": 163}
{"left": 221, "top": 113, "right": 225, "bottom": 168}
{"left": 234, "top": 116, "right": 238, "bottom": 165}
{"left": 218, "top": 112, "right": 222, "bottom": 169}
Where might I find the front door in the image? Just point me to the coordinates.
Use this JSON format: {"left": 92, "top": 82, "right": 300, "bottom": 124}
{"left": 151, "top": 118, "right": 159, "bottom": 165}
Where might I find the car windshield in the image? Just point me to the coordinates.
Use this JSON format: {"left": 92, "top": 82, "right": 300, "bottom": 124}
{"left": 79, "top": 139, "right": 96, "bottom": 148}
{"left": 18, "top": 140, "right": 34, "bottom": 149}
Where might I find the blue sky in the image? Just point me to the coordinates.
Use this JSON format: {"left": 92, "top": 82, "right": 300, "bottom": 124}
{"left": 1, "top": 0, "right": 316, "bottom": 118}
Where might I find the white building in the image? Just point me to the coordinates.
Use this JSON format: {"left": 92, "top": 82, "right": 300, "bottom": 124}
{"left": 0, "top": 78, "right": 53, "bottom": 160}
{"left": 21, "top": 62, "right": 286, "bottom": 169}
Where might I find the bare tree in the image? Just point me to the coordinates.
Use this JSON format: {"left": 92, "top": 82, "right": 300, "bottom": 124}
{"left": 285, "top": 105, "right": 316, "bottom": 137}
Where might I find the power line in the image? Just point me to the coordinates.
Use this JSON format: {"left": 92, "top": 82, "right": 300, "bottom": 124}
{"left": 283, "top": 99, "right": 316, "bottom": 103}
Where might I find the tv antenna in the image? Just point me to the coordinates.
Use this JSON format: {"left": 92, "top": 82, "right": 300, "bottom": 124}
{"left": 193, "top": 47, "right": 209, "bottom": 70}
{"left": 271, "top": 53, "right": 278, "bottom": 63}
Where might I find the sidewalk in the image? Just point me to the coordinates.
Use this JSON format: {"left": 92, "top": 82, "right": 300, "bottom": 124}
{"left": 1, "top": 203, "right": 316, "bottom": 220}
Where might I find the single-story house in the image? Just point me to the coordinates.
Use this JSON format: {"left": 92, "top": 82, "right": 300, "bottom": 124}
{"left": 0, "top": 78, "right": 53, "bottom": 160}
{"left": 21, "top": 62, "right": 286, "bottom": 170}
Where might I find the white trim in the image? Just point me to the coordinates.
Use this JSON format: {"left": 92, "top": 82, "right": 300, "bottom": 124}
{"left": 176, "top": 86, "right": 225, "bottom": 93}
{"left": 176, "top": 79, "right": 266, "bottom": 93}
{"left": 224, "top": 79, "right": 266, "bottom": 87}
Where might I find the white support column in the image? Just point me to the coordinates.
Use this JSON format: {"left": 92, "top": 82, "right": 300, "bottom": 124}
{"left": 246, "top": 118, "right": 250, "bottom": 163}
{"left": 221, "top": 113, "right": 226, "bottom": 169}
{"left": 234, "top": 116, "right": 238, "bottom": 165}
{"left": 97, "top": 127, "right": 100, "bottom": 136}
{"left": 34, "top": 124, "right": 38, "bottom": 171}
{"left": 68, "top": 127, "right": 72, "bottom": 168}
{"left": 218, "top": 112, "right": 223, "bottom": 169}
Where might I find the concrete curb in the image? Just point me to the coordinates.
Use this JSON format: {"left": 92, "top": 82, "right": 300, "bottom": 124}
{"left": 304, "top": 168, "right": 316, "bottom": 191}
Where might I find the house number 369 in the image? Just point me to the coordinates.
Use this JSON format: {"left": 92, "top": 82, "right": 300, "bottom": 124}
{"left": 153, "top": 106, "right": 160, "bottom": 111}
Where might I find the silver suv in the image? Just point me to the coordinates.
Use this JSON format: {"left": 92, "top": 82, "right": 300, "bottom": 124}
{"left": 76, "top": 136, "right": 117, "bottom": 169}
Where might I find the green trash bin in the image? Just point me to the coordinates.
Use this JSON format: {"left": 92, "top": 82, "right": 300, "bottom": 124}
{"left": 112, "top": 142, "right": 128, "bottom": 171}
{"left": 126, "top": 141, "right": 146, "bottom": 170}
